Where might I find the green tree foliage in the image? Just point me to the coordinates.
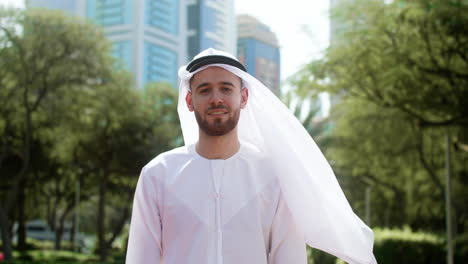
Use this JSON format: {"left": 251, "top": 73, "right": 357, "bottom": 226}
{"left": 59, "top": 79, "right": 180, "bottom": 260}
{"left": 281, "top": 91, "right": 331, "bottom": 150}
{"left": 295, "top": 0, "right": 467, "bottom": 126}
{"left": 0, "top": 7, "right": 114, "bottom": 259}
{"left": 0, "top": 8, "right": 182, "bottom": 261}
{"left": 291, "top": 0, "right": 468, "bottom": 236}
{"left": 326, "top": 99, "right": 467, "bottom": 230}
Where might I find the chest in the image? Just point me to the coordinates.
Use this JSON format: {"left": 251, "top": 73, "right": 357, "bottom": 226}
{"left": 158, "top": 159, "right": 280, "bottom": 230}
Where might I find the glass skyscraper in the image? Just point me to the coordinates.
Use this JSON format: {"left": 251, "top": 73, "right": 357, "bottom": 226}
{"left": 186, "top": 0, "right": 236, "bottom": 60}
{"left": 237, "top": 15, "right": 280, "bottom": 95}
{"left": 27, "top": 0, "right": 187, "bottom": 89}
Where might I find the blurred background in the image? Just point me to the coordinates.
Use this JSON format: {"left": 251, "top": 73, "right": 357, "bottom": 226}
{"left": 0, "top": 0, "right": 466, "bottom": 263}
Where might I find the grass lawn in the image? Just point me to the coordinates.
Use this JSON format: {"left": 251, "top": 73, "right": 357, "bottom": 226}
{"left": 0, "top": 250, "right": 125, "bottom": 264}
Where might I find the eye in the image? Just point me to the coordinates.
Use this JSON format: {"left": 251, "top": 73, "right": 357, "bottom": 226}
{"left": 199, "top": 88, "right": 209, "bottom": 94}
{"left": 222, "top": 87, "right": 232, "bottom": 92}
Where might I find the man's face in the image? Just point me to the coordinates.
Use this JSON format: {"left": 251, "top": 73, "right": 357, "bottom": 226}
{"left": 186, "top": 67, "right": 248, "bottom": 136}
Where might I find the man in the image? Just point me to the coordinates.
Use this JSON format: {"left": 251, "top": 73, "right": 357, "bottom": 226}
{"left": 126, "top": 49, "right": 377, "bottom": 264}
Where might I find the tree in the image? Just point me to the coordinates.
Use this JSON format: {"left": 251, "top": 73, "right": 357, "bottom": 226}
{"left": 294, "top": 0, "right": 468, "bottom": 128}
{"left": 325, "top": 98, "right": 467, "bottom": 230}
{"left": 0, "top": 8, "right": 114, "bottom": 260}
{"left": 281, "top": 91, "right": 331, "bottom": 150}
{"left": 57, "top": 79, "right": 181, "bottom": 260}
{"left": 291, "top": 0, "right": 468, "bottom": 234}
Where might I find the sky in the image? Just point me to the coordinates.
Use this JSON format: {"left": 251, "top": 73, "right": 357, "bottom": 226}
{"left": 0, "top": 0, "right": 330, "bottom": 81}
{"left": 235, "top": 0, "right": 330, "bottom": 81}
{"left": 235, "top": 0, "right": 330, "bottom": 114}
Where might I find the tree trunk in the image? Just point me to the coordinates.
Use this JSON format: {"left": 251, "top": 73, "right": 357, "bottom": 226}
{"left": 0, "top": 108, "right": 33, "bottom": 261}
{"left": 0, "top": 208, "right": 13, "bottom": 260}
{"left": 98, "top": 171, "right": 108, "bottom": 261}
{"left": 394, "top": 190, "right": 407, "bottom": 226}
{"left": 17, "top": 179, "right": 27, "bottom": 251}
{"left": 105, "top": 190, "right": 132, "bottom": 249}
{"left": 70, "top": 212, "right": 75, "bottom": 245}
{"left": 54, "top": 202, "right": 74, "bottom": 250}
{"left": 54, "top": 224, "right": 63, "bottom": 250}
{"left": 0, "top": 129, "right": 8, "bottom": 169}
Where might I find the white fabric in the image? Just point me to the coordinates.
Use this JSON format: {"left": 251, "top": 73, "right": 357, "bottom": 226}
{"left": 126, "top": 143, "right": 307, "bottom": 264}
{"left": 176, "top": 48, "right": 377, "bottom": 264}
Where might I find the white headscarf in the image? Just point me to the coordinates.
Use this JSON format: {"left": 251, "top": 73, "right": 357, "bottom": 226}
{"left": 177, "top": 48, "right": 377, "bottom": 264}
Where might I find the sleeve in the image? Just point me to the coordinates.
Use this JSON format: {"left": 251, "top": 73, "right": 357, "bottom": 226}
{"left": 126, "top": 166, "right": 163, "bottom": 264}
{"left": 268, "top": 190, "right": 307, "bottom": 264}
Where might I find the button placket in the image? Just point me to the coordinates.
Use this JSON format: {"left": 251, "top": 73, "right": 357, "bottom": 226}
{"left": 210, "top": 160, "right": 224, "bottom": 263}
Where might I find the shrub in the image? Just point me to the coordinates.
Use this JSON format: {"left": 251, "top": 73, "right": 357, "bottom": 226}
{"left": 307, "top": 246, "right": 339, "bottom": 264}
{"left": 373, "top": 226, "right": 445, "bottom": 264}
{"left": 305, "top": 227, "right": 468, "bottom": 264}
{"left": 453, "top": 232, "right": 468, "bottom": 262}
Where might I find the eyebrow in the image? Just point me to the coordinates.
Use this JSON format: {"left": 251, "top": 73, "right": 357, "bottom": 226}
{"left": 195, "top": 82, "right": 210, "bottom": 91}
{"left": 195, "top": 81, "right": 236, "bottom": 91}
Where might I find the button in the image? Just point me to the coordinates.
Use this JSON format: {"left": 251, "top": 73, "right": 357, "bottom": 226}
{"left": 212, "top": 192, "right": 221, "bottom": 199}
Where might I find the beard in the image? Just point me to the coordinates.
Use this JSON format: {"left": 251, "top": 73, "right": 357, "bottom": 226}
{"left": 194, "top": 104, "right": 240, "bottom": 136}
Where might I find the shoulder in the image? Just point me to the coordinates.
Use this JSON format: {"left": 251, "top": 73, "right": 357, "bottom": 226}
{"left": 141, "top": 145, "right": 193, "bottom": 180}
{"left": 238, "top": 141, "right": 264, "bottom": 161}
{"left": 146, "top": 145, "right": 192, "bottom": 168}
{"left": 240, "top": 142, "right": 271, "bottom": 165}
{"left": 238, "top": 142, "right": 277, "bottom": 174}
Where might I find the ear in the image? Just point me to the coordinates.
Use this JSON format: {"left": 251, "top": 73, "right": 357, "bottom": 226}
{"left": 185, "top": 91, "right": 194, "bottom": 112}
{"left": 240, "top": 88, "right": 248, "bottom": 109}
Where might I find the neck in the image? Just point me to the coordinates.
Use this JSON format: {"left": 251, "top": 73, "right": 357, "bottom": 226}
{"left": 196, "top": 128, "right": 240, "bottom": 159}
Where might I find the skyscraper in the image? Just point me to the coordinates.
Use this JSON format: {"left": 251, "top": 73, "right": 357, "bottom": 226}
{"left": 26, "top": 0, "right": 80, "bottom": 15}
{"left": 329, "top": 0, "right": 355, "bottom": 107}
{"left": 27, "top": 0, "right": 187, "bottom": 89}
{"left": 329, "top": 0, "right": 351, "bottom": 44}
{"left": 236, "top": 14, "right": 280, "bottom": 95}
{"left": 186, "top": 0, "right": 236, "bottom": 60}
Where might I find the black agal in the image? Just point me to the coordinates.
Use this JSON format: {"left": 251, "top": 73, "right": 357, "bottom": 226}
{"left": 186, "top": 55, "right": 247, "bottom": 73}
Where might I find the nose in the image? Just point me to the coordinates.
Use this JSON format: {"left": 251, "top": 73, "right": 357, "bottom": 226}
{"left": 209, "top": 89, "right": 224, "bottom": 105}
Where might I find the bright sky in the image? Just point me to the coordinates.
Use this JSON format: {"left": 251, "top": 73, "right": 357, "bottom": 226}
{"left": 1, "top": 0, "right": 331, "bottom": 114}
{"left": 0, "top": 0, "right": 330, "bottom": 81}
{"left": 236, "top": 0, "right": 330, "bottom": 81}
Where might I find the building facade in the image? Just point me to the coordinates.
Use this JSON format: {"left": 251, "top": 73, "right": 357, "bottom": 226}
{"left": 186, "top": 0, "right": 236, "bottom": 60}
{"left": 329, "top": 0, "right": 351, "bottom": 44}
{"left": 27, "top": 0, "right": 187, "bottom": 89}
{"left": 236, "top": 15, "right": 280, "bottom": 95}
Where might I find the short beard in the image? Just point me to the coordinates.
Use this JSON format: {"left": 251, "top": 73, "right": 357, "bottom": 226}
{"left": 194, "top": 106, "right": 240, "bottom": 136}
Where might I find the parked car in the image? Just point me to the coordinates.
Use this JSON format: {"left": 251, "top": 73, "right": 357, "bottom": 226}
{"left": 13, "top": 219, "right": 85, "bottom": 245}
{"left": 24, "top": 220, "right": 55, "bottom": 240}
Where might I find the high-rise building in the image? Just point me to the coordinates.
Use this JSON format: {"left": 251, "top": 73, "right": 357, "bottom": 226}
{"left": 236, "top": 15, "right": 280, "bottom": 95}
{"left": 329, "top": 0, "right": 357, "bottom": 108}
{"left": 329, "top": 0, "right": 352, "bottom": 44}
{"left": 329, "top": 0, "right": 386, "bottom": 107}
{"left": 26, "top": 0, "right": 80, "bottom": 15}
{"left": 186, "top": 0, "right": 236, "bottom": 60}
{"left": 27, "top": 0, "right": 187, "bottom": 89}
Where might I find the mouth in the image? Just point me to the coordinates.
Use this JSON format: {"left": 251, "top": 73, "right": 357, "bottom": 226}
{"left": 207, "top": 105, "right": 229, "bottom": 116}
{"left": 207, "top": 111, "right": 228, "bottom": 116}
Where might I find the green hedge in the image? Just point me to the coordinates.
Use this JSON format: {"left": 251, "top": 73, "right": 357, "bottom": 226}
{"left": 374, "top": 227, "right": 468, "bottom": 264}
{"left": 3, "top": 228, "right": 467, "bottom": 263}
{"left": 0, "top": 250, "right": 124, "bottom": 264}
{"left": 307, "top": 246, "right": 339, "bottom": 264}
{"left": 307, "top": 227, "right": 467, "bottom": 264}
{"left": 373, "top": 227, "right": 444, "bottom": 264}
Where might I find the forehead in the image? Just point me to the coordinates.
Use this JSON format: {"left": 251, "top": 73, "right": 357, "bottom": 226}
{"left": 190, "top": 66, "right": 241, "bottom": 86}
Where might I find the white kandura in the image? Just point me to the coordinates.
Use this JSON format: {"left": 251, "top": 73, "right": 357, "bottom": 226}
{"left": 127, "top": 48, "right": 377, "bottom": 264}
{"left": 126, "top": 143, "right": 307, "bottom": 263}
